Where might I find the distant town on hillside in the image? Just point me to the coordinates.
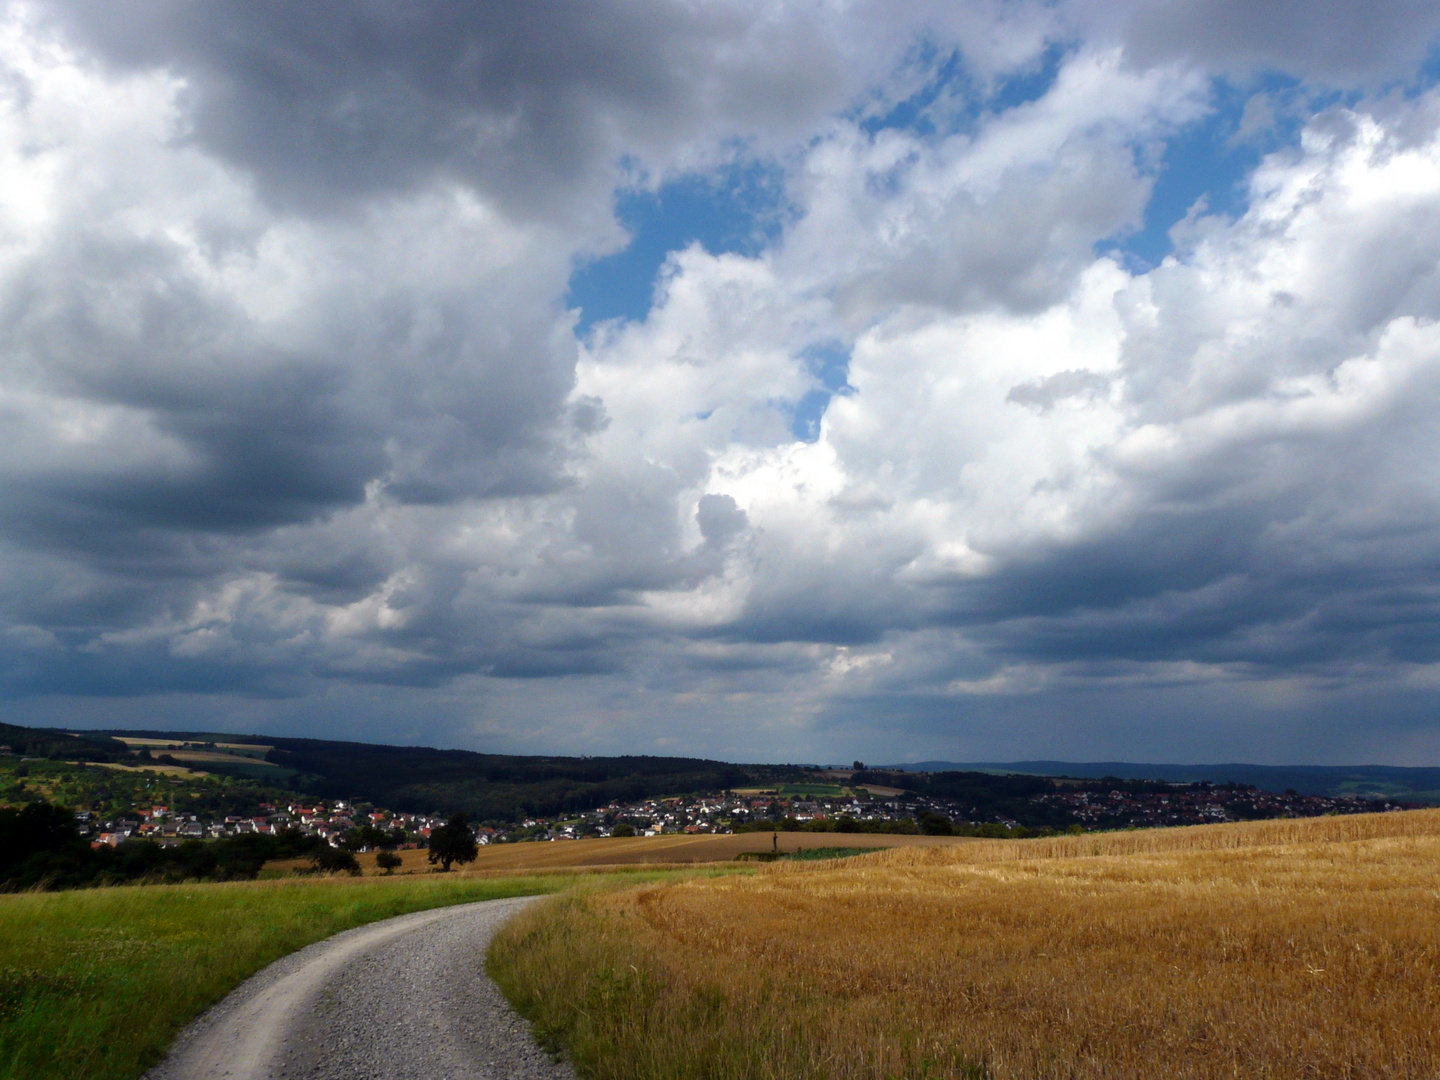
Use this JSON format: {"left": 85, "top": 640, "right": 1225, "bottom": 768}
{"left": 1, "top": 722, "right": 1432, "bottom": 860}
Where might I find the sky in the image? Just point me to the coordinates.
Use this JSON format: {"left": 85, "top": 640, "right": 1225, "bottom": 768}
{"left": 4, "top": 2, "right": 1440, "bottom": 765}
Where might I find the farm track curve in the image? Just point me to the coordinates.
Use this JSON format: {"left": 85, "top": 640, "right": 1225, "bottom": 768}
{"left": 145, "top": 895, "right": 573, "bottom": 1080}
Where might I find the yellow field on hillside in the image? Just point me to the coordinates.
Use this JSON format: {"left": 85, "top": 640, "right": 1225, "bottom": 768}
{"left": 79, "top": 761, "right": 201, "bottom": 777}
{"left": 263, "top": 831, "right": 974, "bottom": 876}
{"left": 113, "top": 737, "right": 274, "bottom": 753}
{"left": 126, "top": 749, "right": 263, "bottom": 765}
{"left": 491, "top": 810, "right": 1440, "bottom": 1080}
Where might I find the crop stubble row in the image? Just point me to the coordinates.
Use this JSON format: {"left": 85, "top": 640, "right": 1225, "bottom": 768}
{"left": 490, "top": 809, "right": 1440, "bottom": 1080}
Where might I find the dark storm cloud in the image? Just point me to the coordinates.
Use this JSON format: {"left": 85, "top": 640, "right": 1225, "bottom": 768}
{"left": 1119, "top": 0, "right": 1440, "bottom": 84}
{"left": 0, "top": 0, "right": 910, "bottom": 575}
{"left": 40, "top": 0, "right": 878, "bottom": 219}
{"left": 6, "top": 0, "right": 1440, "bottom": 764}
{"left": 695, "top": 493, "right": 747, "bottom": 546}
{"left": 959, "top": 543, "right": 1440, "bottom": 674}
{"left": 0, "top": 213, "right": 566, "bottom": 540}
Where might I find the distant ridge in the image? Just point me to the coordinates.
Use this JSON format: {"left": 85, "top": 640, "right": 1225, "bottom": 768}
{"left": 882, "top": 761, "right": 1440, "bottom": 803}
{"left": 95, "top": 726, "right": 796, "bottom": 821}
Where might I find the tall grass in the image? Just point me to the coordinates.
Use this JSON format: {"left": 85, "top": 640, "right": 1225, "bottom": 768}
{"left": 0, "top": 873, "right": 562, "bottom": 1080}
{"left": 490, "top": 809, "right": 1440, "bottom": 1080}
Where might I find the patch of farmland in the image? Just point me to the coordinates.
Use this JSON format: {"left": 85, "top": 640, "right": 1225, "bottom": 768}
{"left": 493, "top": 808, "right": 1440, "bottom": 1080}
{"left": 115, "top": 737, "right": 274, "bottom": 756}
{"left": 148, "top": 749, "right": 273, "bottom": 765}
{"left": 266, "top": 832, "right": 975, "bottom": 877}
{"left": 80, "top": 760, "right": 202, "bottom": 777}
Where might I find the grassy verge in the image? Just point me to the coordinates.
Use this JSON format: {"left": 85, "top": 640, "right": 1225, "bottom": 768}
{"left": 782, "top": 846, "right": 880, "bottom": 861}
{"left": 0, "top": 872, "right": 568, "bottom": 1080}
{"left": 489, "top": 809, "right": 1440, "bottom": 1080}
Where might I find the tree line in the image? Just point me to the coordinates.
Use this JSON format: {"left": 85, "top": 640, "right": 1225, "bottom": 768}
{"left": 0, "top": 800, "right": 484, "bottom": 890}
{"left": 1, "top": 800, "right": 343, "bottom": 890}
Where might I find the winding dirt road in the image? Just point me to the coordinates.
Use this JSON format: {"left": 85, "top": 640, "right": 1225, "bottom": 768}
{"left": 146, "top": 895, "right": 574, "bottom": 1080}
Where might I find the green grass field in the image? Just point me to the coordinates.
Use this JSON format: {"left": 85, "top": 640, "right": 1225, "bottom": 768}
{"left": 0, "top": 865, "right": 747, "bottom": 1080}
{"left": 779, "top": 783, "right": 853, "bottom": 797}
{"left": 782, "top": 846, "right": 880, "bottom": 860}
{"left": 0, "top": 873, "right": 568, "bottom": 1080}
{"left": 734, "top": 783, "right": 853, "bottom": 798}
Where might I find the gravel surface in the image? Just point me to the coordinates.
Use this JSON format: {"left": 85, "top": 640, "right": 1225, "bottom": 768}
{"left": 146, "top": 895, "right": 575, "bottom": 1080}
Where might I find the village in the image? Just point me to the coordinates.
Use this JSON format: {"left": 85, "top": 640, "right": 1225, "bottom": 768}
{"left": 74, "top": 780, "right": 1410, "bottom": 851}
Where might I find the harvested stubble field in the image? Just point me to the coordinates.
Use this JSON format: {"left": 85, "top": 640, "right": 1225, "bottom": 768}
{"left": 264, "top": 831, "right": 974, "bottom": 876}
{"left": 490, "top": 809, "right": 1440, "bottom": 1080}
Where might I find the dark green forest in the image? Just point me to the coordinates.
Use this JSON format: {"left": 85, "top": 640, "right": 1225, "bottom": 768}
{"left": 263, "top": 738, "right": 766, "bottom": 821}
{"left": 0, "top": 723, "right": 130, "bottom": 763}
{"left": 105, "top": 729, "right": 792, "bottom": 822}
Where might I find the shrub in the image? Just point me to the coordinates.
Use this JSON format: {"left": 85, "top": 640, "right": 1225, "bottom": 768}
{"left": 311, "top": 846, "right": 361, "bottom": 876}
{"left": 375, "top": 851, "right": 402, "bottom": 874}
{"left": 918, "top": 811, "right": 953, "bottom": 836}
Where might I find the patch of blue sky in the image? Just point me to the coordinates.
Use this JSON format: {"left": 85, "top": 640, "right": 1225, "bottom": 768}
{"left": 1414, "top": 44, "right": 1440, "bottom": 95}
{"left": 1098, "top": 56, "right": 1440, "bottom": 272}
{"left": 570, "top": 42, "right": 1072, "bottom": 340}
{"left": 856, "top": 40, "right": 1068, "bottom": 139}
{"left": 567, "top": 159, "right": 790, "bottom": 334}
{"left": 1102, "top": 73, "right": 1318, "bottom": 270}
{"left": 988, "top": 43, "right": 1070, "bottom": 115}
{"left": 1106, "top": 45, "right": 1440, "bottom": 272}
{"left": 789, "top": 341, "right": 854, "bottom": 443}
{"left": 780, "top": 45, "right": 1067, "bottom": 444}
{"left": 856, "top": 44, "right": 964, "bottom": 138}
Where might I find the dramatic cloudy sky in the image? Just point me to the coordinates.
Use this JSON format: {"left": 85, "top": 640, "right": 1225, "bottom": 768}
{"left": 5, "top": 1, "right": 1440, "bottom": 764}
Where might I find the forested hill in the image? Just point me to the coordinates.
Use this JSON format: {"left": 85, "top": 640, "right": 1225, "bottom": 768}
{"left": 95, "top": 728, "right": 776, "bottom": 822}
{"left": 887, "top": 761, "right": 1440, "bottom": 804}
{"left": 0, "top": 723, "right": 130, "bottom": 763}
{"left": 264, "top": 738, "right": 761, "bottom": 821}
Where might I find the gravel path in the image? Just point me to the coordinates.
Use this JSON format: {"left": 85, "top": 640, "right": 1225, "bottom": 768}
{"left": 146, "top": 895, "right": 575, "bottom": 1080}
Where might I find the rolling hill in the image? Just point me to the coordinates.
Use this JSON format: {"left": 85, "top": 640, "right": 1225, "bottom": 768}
{"left": 889, "top": 760, "right": 1440, "bottom": 803}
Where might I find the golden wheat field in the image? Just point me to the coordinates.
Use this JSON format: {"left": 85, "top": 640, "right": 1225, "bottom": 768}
{"left": 261, "top": 831, "right": 976, "bottom": 876}
{"left": 490, "top": 810, "right": 1440, "bottom": 1080}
